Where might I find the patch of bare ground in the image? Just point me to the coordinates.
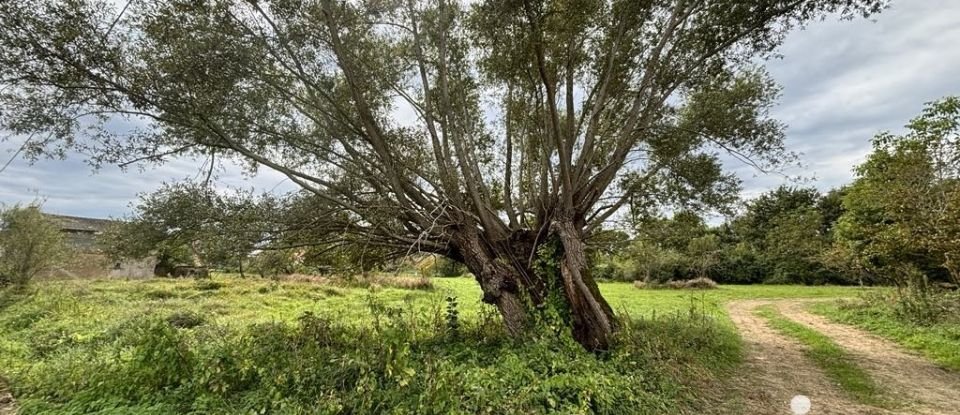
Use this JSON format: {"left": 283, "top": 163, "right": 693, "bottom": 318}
{"left": 778, "top": 300, "right": 960, "bottom": 415}
{"left": 725, "top": 299, "right": 889, "bottom": 415}
{"left": 0, "top": 378, "right": 16, "bottom": 415}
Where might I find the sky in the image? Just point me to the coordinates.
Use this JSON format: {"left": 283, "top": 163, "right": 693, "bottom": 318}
{"left": 1, "top": 0, "right": 959, "bottom": 220}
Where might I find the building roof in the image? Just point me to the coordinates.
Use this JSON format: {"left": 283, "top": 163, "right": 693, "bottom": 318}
{"left": 44, "top": 214, "right": 115, "bottom": 233}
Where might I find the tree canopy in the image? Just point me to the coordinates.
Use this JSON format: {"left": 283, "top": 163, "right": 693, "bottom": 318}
{"left": 0, "top": 0, "right": 887, "bottom": 350}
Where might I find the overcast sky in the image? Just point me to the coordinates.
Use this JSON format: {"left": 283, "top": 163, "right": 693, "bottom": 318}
{"left": 2, "top": 0, "right": 959, "bottom": 219}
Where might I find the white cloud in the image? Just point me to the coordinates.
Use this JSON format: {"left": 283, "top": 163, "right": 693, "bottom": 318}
{"left": 4, "top": 0, "right": 960, "bottom": 217}
{"left": 727, "top": 0, "right": 960, "bottom": 200}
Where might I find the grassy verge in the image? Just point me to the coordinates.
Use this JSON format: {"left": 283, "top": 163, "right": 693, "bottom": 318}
{"left": 0, "top": 276, "right": 745, "bottom": 414}
{"left": 755, "top": 305, "right": 887, "bottom": 406}
{"left": 810, "top": 300, "right": 960, "bottom": 371}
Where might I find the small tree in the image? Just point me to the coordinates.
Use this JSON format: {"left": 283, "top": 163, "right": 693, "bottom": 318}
{"left": 626, "top": 241, "right": 683, "bottom": 283}
{"left": 0, "top": 205, "right": 66, "bottom": 286}
{"left": 686, "top": 234, "right": 721, "bottom": 280}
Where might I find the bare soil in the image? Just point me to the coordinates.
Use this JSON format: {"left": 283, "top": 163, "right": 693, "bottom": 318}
{"left": 726, "top": 299, "right": 960, "bottom": 415}
{"left": 0, "top": 378, "right": 15, "bottom": 415}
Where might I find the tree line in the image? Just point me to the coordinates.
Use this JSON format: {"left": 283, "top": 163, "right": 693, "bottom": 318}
{"left": 594, "top": 97, "right": 960, "bottom": 289}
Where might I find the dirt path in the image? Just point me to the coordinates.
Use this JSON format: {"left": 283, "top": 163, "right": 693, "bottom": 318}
{"left": 726, "top": 299, "right": 960, "bottom": 414}
{"left": 726, "top": 299, "right": 887, "bottom": 414}
{"left": 777, "top": 301, "right": 960, "bottom": 414}
{"left": 0, "top": 378, "right": 15, "bottom": 415}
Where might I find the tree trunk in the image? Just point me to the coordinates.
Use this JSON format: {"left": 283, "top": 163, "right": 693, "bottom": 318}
{"left": 553, "top": 220, "right": 617, "bottom": 350}
{"left": 453, "top": 223, "right": 618, "bottom": 351}
{"left": 453, "top": 230, "right": 532, "bottom": 335}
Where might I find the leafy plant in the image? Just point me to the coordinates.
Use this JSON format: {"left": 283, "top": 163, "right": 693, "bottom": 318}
{"left": 0, "top": 204, "right": 66, "bottom": 286}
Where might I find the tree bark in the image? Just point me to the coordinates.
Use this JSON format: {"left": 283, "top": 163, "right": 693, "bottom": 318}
{"left": 453, "top": 230, "right": 532, "bottom": 335}
{"left": 452, "top": 222, "right": 617, "bottom": 351}
{"left": 554, "top": 219, "right": 617, "bottom": 351}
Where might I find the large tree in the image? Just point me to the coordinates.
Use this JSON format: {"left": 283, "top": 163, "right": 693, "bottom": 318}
{"left": 832, "top": 97, "right": 960, "bottom": 287}
{"left": 0, "top": 0, "right": 885, "bottom": 349}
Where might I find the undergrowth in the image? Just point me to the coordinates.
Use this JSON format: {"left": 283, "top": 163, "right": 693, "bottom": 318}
{"left": 0, "top": 278, "right": 741, "bottom": 414}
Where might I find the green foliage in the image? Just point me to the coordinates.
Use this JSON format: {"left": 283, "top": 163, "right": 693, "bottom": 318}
{"left": 615, "top": 197, "right": 847, "bottom": 286}
{"left": 0, "top": 204, "right": 66, "bottom": 286}
{"left": 832, "top": 97, "right": 960, "bottom": 287}
{"left": 248, "top": 249, "right": 299, "bottom": 278}
{"left": 0, "top": 278, "right": 745, "bottom": 415}
{"left": 422, "top": 257, "right": 468, "bottom": 278}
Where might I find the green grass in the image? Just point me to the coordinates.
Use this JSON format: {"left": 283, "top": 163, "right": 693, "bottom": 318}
{"left": 601, "top": 283, "right": 871, "bottom": 319}
{"left": 810, "top": 300, "right": 960, "bottom": 371}
{"left": 0, "top": 276, "right": 870, "bottom": 414}
{"left": 755, "top": 305, "right": 887, "bottom": 406}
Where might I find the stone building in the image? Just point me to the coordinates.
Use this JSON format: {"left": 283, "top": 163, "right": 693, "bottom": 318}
{"left": 42, "top": 213, "right": 156, "bottom": 279}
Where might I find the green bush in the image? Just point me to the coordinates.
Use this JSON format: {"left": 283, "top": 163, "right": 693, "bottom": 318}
{"left": 0, "top": 205, "right": 66, "bottom": 286}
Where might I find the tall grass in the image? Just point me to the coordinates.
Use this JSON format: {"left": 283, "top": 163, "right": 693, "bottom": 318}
{"left": 0, "top": 278, "right": 740, "bottom": 414}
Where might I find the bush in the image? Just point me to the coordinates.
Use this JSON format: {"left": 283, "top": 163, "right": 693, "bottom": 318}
{"left": 849, "top": 287, "right": 960, "bottom": 326}
{"left": 0, "top": 205, "right": 66, "bottom": 286}
{"left": 428, "top": 257, "right": 468, "bottom": 277}
{"left": 249, "top": 249, "right": 299, "bottom": 278}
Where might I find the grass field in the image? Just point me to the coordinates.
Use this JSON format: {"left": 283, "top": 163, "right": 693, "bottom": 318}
{"left": 0, "top": 276, "right": 871, "bottom": 414}
{"left": 811, "top": 300, "right": 960, "bottom": 371}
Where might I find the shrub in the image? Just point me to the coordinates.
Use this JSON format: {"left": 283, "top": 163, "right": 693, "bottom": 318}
{"left": 421, "top": 256, "right": 468, "bottom": 277}
{"left": 845, "top": 287, "right": 960, "bottom": 326}
{"left": 4, "top": 302, "right": 737, "bottom": 415}
{"left": 0, "top": 205, "right": 66, "bottom": 286}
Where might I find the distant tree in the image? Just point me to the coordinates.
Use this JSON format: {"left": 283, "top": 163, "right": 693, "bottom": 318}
{"left": 735, "top": 186, "right": 820, "bottom": 245}
{"left": 762, "top": 208, "right": 838, "bottom": 284}
{"left": 634, "top": 210, "right": 708, "bottom": 251}
{"left": 0, "top": 205, "right": 66, "bottom": 286}
{"left": 624, "top": 240, "right": 684, "bottom": 283}
{"left": 833, "top": 97, "right": 960, "bottom": 286}
{"left": 686, "top": 234, "right": 721, "bottom": 280}
{"left": 0, "top": 0, "right": 887, "bottom": 349}
{"left": 100, "top": 183, "right": 269, "bottom": 274}
{"left": 816, "top": 187, "right": 847, "bottom": 235}
{"left": 713, "top": 241, "right": 766, "bottom": 284}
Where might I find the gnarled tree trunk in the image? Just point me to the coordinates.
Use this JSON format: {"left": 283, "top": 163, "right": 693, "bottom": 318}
{"left": 452, "top": 220, "right": 617, "bottom": 351}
